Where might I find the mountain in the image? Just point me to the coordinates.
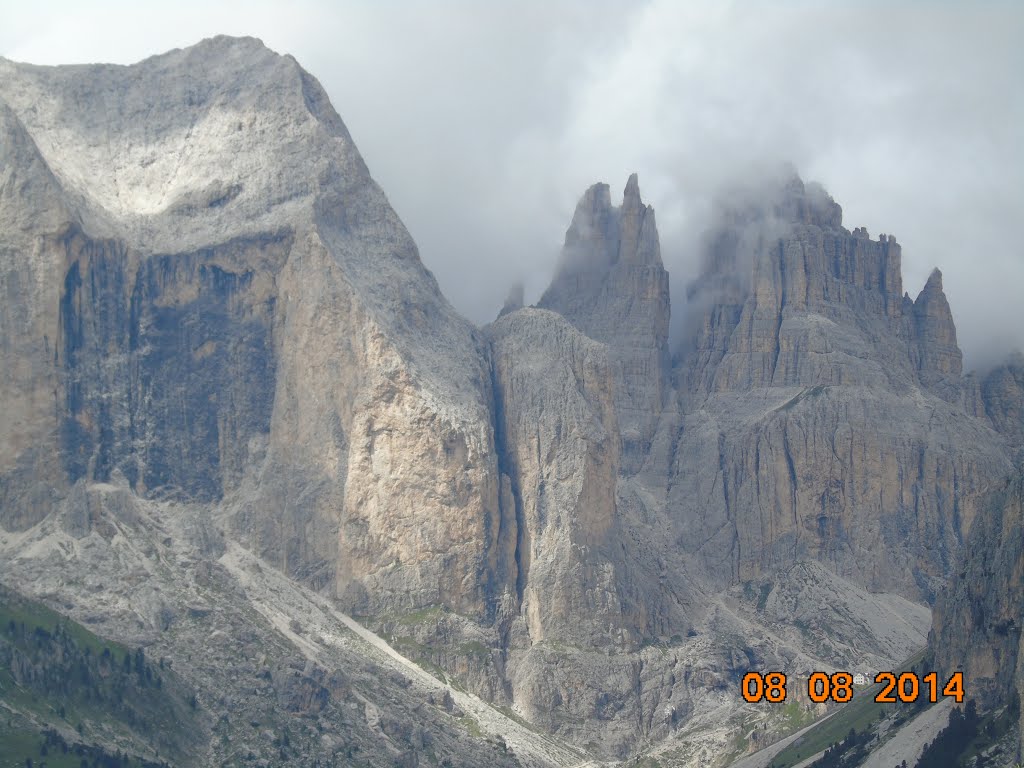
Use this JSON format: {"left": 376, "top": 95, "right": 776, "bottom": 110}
{"left": 0, "top": 35, "right": 522, "bottom": 766}
{"left": 0, "top": 36, "right": 1021, "bottom": 767}
{"left": 932, "top": 469, "right": 1023, "bottom": 760}
{"left": 0, "top": 34, "right": 505, "bottom": 616}
{"left": 672, "top": 174, "right": 1010, "bottom": 598}
{"left": 931, "top": 354, "right": 1024, "bottom": 762}
{"left": 538, "top": 173, "right": 670, "bottom": 471}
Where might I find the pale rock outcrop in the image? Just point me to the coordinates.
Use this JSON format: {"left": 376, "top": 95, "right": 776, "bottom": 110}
{"left": 0, "top": 102, "right": 74, "bottom": 530}
{"left": 0, "top": 37, "right": 503, "bottom": 617}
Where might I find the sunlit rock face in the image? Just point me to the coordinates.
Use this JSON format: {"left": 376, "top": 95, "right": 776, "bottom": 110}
{"left": 0, "top": 37, "right": 505, "bottom": 616}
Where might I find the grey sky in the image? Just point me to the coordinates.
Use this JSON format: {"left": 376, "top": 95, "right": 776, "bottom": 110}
{"left": 2, "top": 1, "right": 1021, "bottom": 370}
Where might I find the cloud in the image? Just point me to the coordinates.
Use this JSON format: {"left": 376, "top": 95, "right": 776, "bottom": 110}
{"left": 2, "top": 0, "right": 1021, "bottom": 369}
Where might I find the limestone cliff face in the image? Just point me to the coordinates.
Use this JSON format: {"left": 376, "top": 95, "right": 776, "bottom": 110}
{"left": 911, "top": 268, "right": 963, "bottom": 400}
{"left": 685, "top": 178, "right": 906, "bottom": 395}
{"left": 488, "top": 308, "right": 630, "bottom": 646}
{"left": 672, "top": 174, "right": 1011, "bottom": 598}
{"left": 0, "top": 37, "right": 503, "bottom": 616}
{"left": 538, "top": 174, "right": 670, "bottom": 469}
{"left": 932, "top": 470, "right": 1023, "bottom": 748}
{"left": 980, "top": 353, "right": 1024, "bottom": 449}
{"left": 0, "top": 101, "right": 72, "bottom": 530}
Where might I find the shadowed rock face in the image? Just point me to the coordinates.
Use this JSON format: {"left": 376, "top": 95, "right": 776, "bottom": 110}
{"left": 979, "top": 353, "right": 1024, "bottom": 451}
{"left": 932, "top": 470, "right": 1024, "bottom": 754}
{"left": 57, "top": 227, "right": 286, "bottom": 500}
{"left": 489, "top": 308, "right": 626, "bottom": 646}
{"left": 667, "top": 174, "right": 1012, "bottom": 600}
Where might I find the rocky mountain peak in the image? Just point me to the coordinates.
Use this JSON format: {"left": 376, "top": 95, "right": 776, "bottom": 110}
{"left": 540, "top": 172, "right": 663, "bottom": 310}
{"left": 552, "top": 174, "right": 663, "bottom": 280}
{"left": 555, "top": 174, "right": 660, "bottom": 275}
{"left": 0, "top": 38, "right": 500, "bottom": 621}
{"left": 777, "top": 174, "right": 844, "bottom": 230}
{"left": 682, "top": 173, "right": 912, "bottom": 395}
{"left": 148, "top": 34, "right": 275, "bottom": 70}
{"left": 922, "top": 266, "right": 944, "bottom": 293}
{"left": 623, "top": 171, "right": 641, "bottom": 206}
{"left": 912, "top": 265, "right": 963, "bottom": 388}
{"left": 709, "top": 170, "right": 844, "bottom": 235}
{"left": 0, "top": 34, "right": 364, "bottom": 254}
{"left": 183, "top": 33, "right": 269, "bottom": 54}
{"left": 539, "top": 175, "right": 670, "bottom": 466}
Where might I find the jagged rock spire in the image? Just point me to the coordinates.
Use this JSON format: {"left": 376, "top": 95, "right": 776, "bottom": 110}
{"left": 682, "top": 172, "right": 924, "bottom": 395}
{"left": 912, "top": 267, "right": 963, "bottom": 385}
{"left": 539, "top": 175, "right": 670, "bottom": 468}
{"left": 497, "top": 282, "right": 524, "bottom": 318}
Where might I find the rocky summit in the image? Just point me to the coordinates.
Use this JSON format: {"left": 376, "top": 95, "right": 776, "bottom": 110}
{"left": 0, "top": 36, "right": 1021, "bottom": 767}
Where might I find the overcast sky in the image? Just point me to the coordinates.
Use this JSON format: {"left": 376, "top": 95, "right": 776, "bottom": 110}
{"left": 2, "top": 1, "right": 1021, "bottom": 369}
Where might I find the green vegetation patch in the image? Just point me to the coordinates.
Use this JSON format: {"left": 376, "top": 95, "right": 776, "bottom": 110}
{"left": 389, "top": 605, "right": 448, "bottom": 626}
{"left": 0, "top": 585, "right": 204, "bottom": 767}
{"left": 457, "top": 715, "right": 483, "bottom": 738}
{"left": 456, "top": 641, "right": 491, "bottom": 660}
{"left": 919, "top": 699, "right": 1019, "bottom": 768}
{"left": 0, "top": 722, "right": 171, "bottom": 768}
{"left": 768, "top": 650, "right": 929, "bottom": 768}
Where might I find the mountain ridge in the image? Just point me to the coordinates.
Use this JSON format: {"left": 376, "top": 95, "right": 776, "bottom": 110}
{"left": 0, "top": 35, "right": 1020, "bottom": 765}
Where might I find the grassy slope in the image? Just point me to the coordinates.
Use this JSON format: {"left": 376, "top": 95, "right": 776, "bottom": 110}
{"left": 0, "top": 585, "right": 203, "bottom": 768}
{"left": 765, "top": 649, "right": 930, "bottom": 768}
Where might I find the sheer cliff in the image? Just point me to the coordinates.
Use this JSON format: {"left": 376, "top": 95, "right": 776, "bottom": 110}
{"left": 932, "top": 470, "right": 1023, "bottom": 759}
{"left": 0, "top": 37, "right": 506, "bottom": 619}
{"left": 930, "top": 359, "right": 1024, "bottom": 763}
{"left": 670, "top": 174, "right": 1011, "bottom": 599}
{"left": 0, "top": 38, "right": 521, "bottom": 765}
{"left": 538, "top": 174, "right": 671, "bottom": 471}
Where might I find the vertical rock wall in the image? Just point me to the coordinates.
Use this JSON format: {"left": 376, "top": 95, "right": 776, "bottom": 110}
{"left": 932, "top": 471, "right": 1023, "bottom": 719}
{"left": 489, "top": 308, "right": 632, "bottom": 646}
{"left": 539, "top": 174, "right": 670, "bottom": 470}
{"left": 671, "top": 175, "right": 1010, "bottom": 598}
